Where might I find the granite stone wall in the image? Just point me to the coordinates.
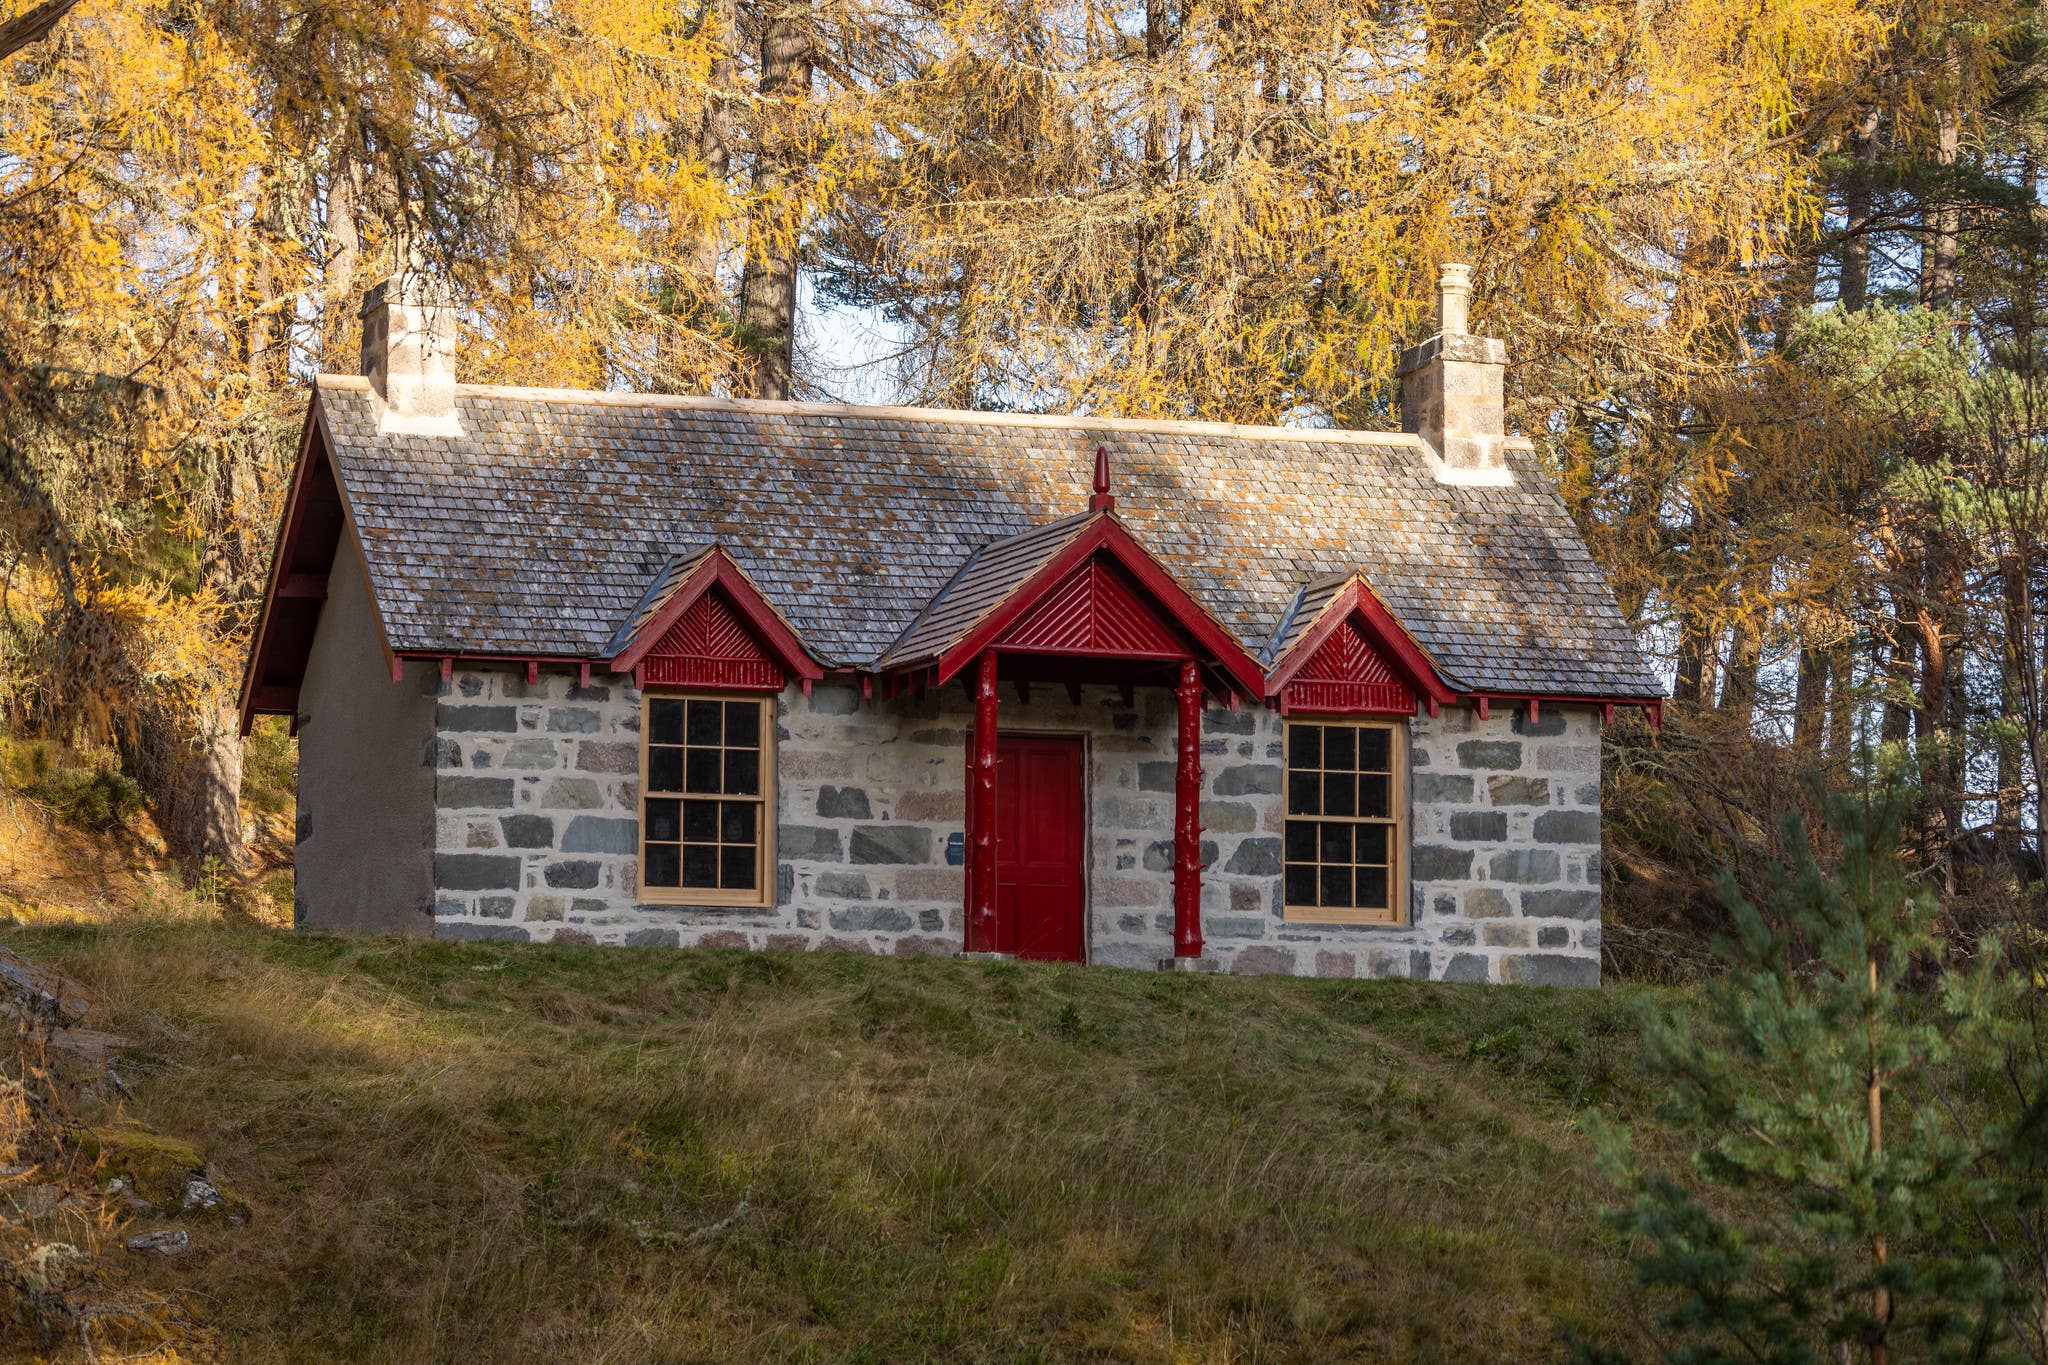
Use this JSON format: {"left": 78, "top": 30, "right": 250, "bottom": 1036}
{"left": 420, "top": 666, "right": 1603, "bottom": 985}
{"left": 1401, "top": 706, "right": 1604, "bottom": 986}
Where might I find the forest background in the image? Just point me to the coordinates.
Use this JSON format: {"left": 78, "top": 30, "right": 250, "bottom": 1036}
{"left": 2, "top": 0, "right": 2045, "bottom": 960}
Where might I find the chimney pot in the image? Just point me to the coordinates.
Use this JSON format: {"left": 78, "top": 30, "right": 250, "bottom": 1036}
{"left": 1398, "top": 262, "right": 1511, "bottom": 486}
{"left": 359, "top": 273, "right": 462, "bottom": 437}
{"left": 1438, "top": 263, "right": 1472, "bottom": 336}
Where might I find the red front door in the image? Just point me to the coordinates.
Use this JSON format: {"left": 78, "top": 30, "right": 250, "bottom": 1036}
{"left": 991, "top": 735, "right": 1087, "bottom": 962}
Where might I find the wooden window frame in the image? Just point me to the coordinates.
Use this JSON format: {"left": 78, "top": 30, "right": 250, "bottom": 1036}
{"left": 1280, "top": 716, "right": 1408, "bottom": 926}
{"left": 637, "top": 690, "right": 778, "bottom": 908}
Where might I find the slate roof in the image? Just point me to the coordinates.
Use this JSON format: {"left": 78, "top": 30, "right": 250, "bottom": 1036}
{"left": 311, "top": 376, "right": 1662, "bottom": 699}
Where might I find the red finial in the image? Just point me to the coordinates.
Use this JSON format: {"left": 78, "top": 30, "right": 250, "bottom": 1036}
{"left": 1090, "top": 444, "right": 1115, "bottom": 512}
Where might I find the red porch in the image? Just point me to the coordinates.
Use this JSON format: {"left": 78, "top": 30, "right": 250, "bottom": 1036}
{"left": 879, "top": 452, "right": 1264, "bottom": 962}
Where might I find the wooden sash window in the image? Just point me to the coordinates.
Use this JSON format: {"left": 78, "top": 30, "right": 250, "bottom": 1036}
{"left": 639, "top": 693, "right": 776, "bottom": 907}
{"left": 1281, "top": 719, "right": 1406, "bottom": 924}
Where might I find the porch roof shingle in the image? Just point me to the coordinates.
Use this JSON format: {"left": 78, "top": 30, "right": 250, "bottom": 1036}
{"left": 1263, "top": 573, "right": 1353, "bottom": 668}
{"left": 878, "top": 512, "right": 1095, "bottom": 668}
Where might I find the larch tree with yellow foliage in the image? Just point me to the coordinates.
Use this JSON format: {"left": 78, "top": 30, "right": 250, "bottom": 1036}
{"left": 817, "top": 0, "right": 1881, "bottom": 422}
{"left": 0, "top": 0, "right": 753, "bottom": 864}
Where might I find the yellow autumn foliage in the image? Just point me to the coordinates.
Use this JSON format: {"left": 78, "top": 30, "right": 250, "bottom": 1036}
{"left": 1, "top": 0, "right": 761, "bottom": 856}
{"left": 2, "top": 0, "right": 2038, "bottom": 873}
{"left": 838, "top": 0, "right": 1889, "bottom": 422}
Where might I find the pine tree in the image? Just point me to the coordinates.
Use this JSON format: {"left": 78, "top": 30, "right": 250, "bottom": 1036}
{"left": 1586, "top": 783, "right": 2041, "bottom": 1363}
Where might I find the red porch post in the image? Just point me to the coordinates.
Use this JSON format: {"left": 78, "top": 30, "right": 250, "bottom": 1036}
{"left": 1173, "top": 659, "right": 1204, "bottom": 958}
{"left": 968, "top": 650, "right": 1000, "bottom": 951}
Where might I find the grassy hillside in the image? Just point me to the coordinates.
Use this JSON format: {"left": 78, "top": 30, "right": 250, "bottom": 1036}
{"left": 1, "top": 919, "right": 1673, "bottom": 1361}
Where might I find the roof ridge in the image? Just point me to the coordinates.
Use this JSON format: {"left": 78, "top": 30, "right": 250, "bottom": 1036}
{"left": 311, "top": 373, "right": 1509, "bottom": 450}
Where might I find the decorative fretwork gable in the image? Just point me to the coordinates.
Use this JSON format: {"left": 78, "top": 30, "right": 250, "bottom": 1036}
{"left": 1265, "top": 574, "right": 1457, "bottom": 717}
{"left": 637, "top": 589, "right": 783, "bottom": 689}
{"left": 1285, "top": 615, "right": 1420, "bottom": 715}
{"left": 878, "top": 509, "right": 1266, "bottom": 699}
{"left": 995, "top": 558, "right": 1187, "bottom": 658}
{"left": 605, "top": 547, "right": 824, "bottom": 693}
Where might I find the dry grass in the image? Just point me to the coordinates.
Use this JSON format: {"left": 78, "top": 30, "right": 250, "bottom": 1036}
{"left": 0, "top": 919, "right": 1668, "bottom": 1361}
{"left": 0, "top": 734, "right": 294, "bottom": 932}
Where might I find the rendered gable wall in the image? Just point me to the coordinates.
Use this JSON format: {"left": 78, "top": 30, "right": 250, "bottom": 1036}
{"left": 295, "top": 539, "right": 438, "bottom": 934}
{"left": 419, "top": 667, "right": 1603, "bottom": 983}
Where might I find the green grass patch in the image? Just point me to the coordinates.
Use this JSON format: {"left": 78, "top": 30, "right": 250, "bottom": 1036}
{"left": 10, "top": 921, "right": 1668, "bottom": 1361}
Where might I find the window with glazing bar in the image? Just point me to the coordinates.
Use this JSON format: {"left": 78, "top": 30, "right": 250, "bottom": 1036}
{"left": 1282, "top": 719, "right": 1405, "bottom": 924}
{"left": 639, "top": 693, "right": 775, "bottom": 906}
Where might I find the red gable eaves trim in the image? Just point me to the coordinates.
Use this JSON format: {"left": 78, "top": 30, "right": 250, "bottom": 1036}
{"left": 606, "top": 547, "right": 825, "bottom": 684}
{"left": 238, "top": 398, "right": 389, "bottom": 736}
{"left": 1264, "top": 577, "right": 1458, "bottom": 712}
{"left": 237, "top": 405, "right": 322, "bottom": 734}
{"left": 923, "top": 515, "right": 1266, "bottom": 699}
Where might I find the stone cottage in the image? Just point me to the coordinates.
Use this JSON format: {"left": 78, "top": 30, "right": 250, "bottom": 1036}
{"left": 239, "top": 267, "right": 1662, "bottom": 985}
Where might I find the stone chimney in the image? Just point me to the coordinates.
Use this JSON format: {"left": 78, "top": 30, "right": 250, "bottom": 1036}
{"left": 359, "top": 274, "right": 463, "bottom": 437}
{"left": 1398, "top": 263, "right": 1511, "bottom": 486}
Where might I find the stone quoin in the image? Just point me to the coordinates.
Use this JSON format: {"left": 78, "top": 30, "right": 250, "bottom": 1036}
{"left": 244, "top": 265, "right": 1661, "bottom": 985}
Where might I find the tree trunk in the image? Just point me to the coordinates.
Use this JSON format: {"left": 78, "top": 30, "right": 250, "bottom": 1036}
{"left": 700, "top": 0, "right": 734, "bottom": 208}
{"left": 1840, "top": 107, "right": 1880, "bottom": 312}
{"left": 1720, "top": 555, "right": 1773, "bottom": 731}
{"left": 669, "top": 0, "right": 735, "bottom": 394}
{"left": 247, "top": 213, "right": 275, "bottom": 391}
{"left": 1136, "top": 0, "right": 1163, "bottom": 312}
{"left": 141, "top": 696, "right": 247, "bottom": 872}
{"left": 1828, "top": 642, "right": 1858, "bottom": 759}
{"left": 1673, "top": 500, "right": 1721, "bottom": 706}
{"left": 736, "top": 0, "right": 812, "bottom": 401}
{"left": 1922, "top": 50, "right": 1961, "bottom": 309}
{"left": 1781, "top": 233, "right": 1819, "bottom": 335}
{"left": 1881, "top": 631, "right": 1916, "bottom": 747}
{"left": 1995, "top": 657, "right": 2022, "bottom": 860}
{"left": 1914, "top": 609, "right": 1948, "bottom": 750}
{"left": 2003, "top": 551, "right": 2048, "bottom": 878}
{"left": 1869, "top": 956, "right": 1890, "bottom": 1365}
{"left": 1793, "top": 641, "right": 1826, "bottom": 749}
{"left": 1914, "top": 548, "right": 1965, "bottom": 876}
{"left": 1131, "top": 0, "right": 1169, "bottom": 356}
{"left": 1721, "top": 617, "right": 1765, "bottom": 732}
{"left": 1674, "top": 618, "right": 1720, "bottom": 706}
{"left": 326, "top": 154, "right": 363, "bottom": 368}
